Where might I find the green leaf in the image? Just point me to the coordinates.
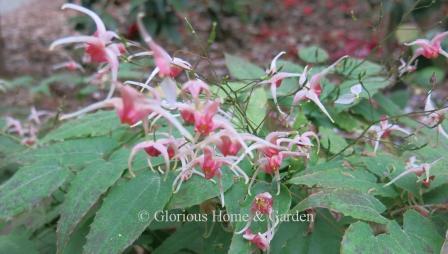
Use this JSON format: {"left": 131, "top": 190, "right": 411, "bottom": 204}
{"left": 33, "top": 73, "right": 85, "bottom": 95}
{"left": 276, "top": 60, "right": 304, "bottom": 73}
{"left": 335, "top": 57, "right": 383, "bottom": 78}
{"left": 395, "top": 24, "right": 419, "bottom": 43}
{"left": 152, "top": 222, "right": 204, "bottom": 254}
{"left": 118, "top": 62, "right": 147, "bottom": 80}
{"left": 374, "top": 93, "right": 404, "bottom": 116}
{"left": 0, "top": 161, "right": 71, "bottom": 219}
{"left": 319, "top": 127, "right": 349, "bottom": 154}
{"left": 271, "top": 211, "right": 343, "bottom": 254}
{"left": 153, "top": 222, "right": 231, "bottom": 254}
{"left": 275, "top": 60, "right": 304, "bottom": 97}
{"left": 0, "top": 231, "right": 38, "bottom": 254}
{"left": 341, "top": 210, "right": 443, "bottom": 254}
{"left": 224, "top": 54, "right": 265, "bottom": 80}
{"left": 83, "top": 171, "right": 172, "bottom": 254}
{"left": 0, "top": 133, "right": 24, "bottom": 156}
{"left": 341, "top": 221, "right": 412, "bottom": 254}
{"left": 57, "top": 149, "right": 130, "bottom": 252}
{"left": 14, "top": 137, "right": 119, "bottom": 168}
{"left": 298, "top": 46, "right": 329, "bottom": 63}
{"left": 403, "top": 210, "right": 444, "bottom": 252}
{"left": 333, "top": 112, "right": 359, "bottom": 131}
{"left": 246, "top": 87, "right": 267, "bottom": 128}
{"left": 224, "top": 181, "right": 246, "bottom": 225}
{"left": 288, "top": 168, "right": 397, "bottom": 197}
{"left": 338, "top": 77, "right": 391, "bottom": 100}
{"left": 0, "top": 133, "right": 25, "bottom": 169}
{"left": 167, "top": 172, "right": 234, "bottom": 209}
{"left": 43, "top": 111, "right": 123, "bottom": 142}
{"left": 61, "top": 217, "right": 93, "bottom": 254}
{"left": 353, "top": 154, "right": 405, "bottom": 178}
{"left": 291, "top": 189, "right": 388, "bottom": 224}
{"left": 228, "top": 233, "right": 252, "bottom": 254}
{"left": 406, "top": 66, "right": 445, "bottom": 88}
{"left": 350, "top": 98, "right": 382, "bottom": 122}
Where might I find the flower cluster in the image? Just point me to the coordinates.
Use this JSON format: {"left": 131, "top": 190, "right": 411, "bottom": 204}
{"left": 49, "top": 4, "right": 320, "bottom": 209}
{"left": 48, "top": 4, "right": 448, "bottom": 207}
{"left": 4, "top": 107, "right": 53, "bottom": 146}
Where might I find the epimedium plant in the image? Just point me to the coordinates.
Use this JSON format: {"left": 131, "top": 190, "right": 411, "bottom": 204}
{"left": 1, "top": 3, "right": 448, "bottom": 254}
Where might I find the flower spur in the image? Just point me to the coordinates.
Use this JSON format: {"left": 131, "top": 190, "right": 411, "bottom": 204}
{"left": 59, "top": 83, "right": 192, "bottom": 140}
{"left": 290, "top": 55, "right": 349, "bottom": 123}
{"left": 128, "top": 137, "right": 180, "bottom": 177}
{"left": 421, "top": 93, "right": 448, "bottom": 140}
{"left": 245, "top": 132, "right": 309, "bottom": 195}
{"left": 276, "top": 130, "right": 320, "bottom": 158}
{"left": 137, "top": 13, "right": 191, "bottom": 85}
{"left": 179, "top": 146, "right": 248, "bottom": 207}
{"left": 404, "top": 30, "right": 448, "bottom": 63}
{"left": 384, "top": 156, "right": 442, "bottom": 187}
{"left": 259, "top": 51, "right": 303, "bottom": 113}
{"left": 49, "top": 3, "right": 124, "bottom": 98}
{"left": 368, "top": 116, "right": 411, "bottom": 153}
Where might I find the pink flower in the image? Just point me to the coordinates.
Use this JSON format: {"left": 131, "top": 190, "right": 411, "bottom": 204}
{"left": 421, "top": 93, "right": 448, "bottom": 139}
{"left": 171, "top": 143, "right": 210, "bottom": 193}
{"left": 128, "top": 138, "right": 179, "bottom": 177}
{"left": 114, "top": 84, "right": 154, "bottom": 125}
{"left": 179, "top": 106, "right": 196, "bottom": 124}
{"left": 277, "top": 130, "right": 320, "bottom": 157}
{"left": 368, "top": 116, "right": 410, "bottom": 153}
{"left": 184, "top": 146, "right": 247, "bottom": 206}
{"left": 236, "top": 192, "right": 277, "bottom": 236}
{"left": 193, "top": 130, "right": 251, "bottom": 163}
{"left": 251, "top": 192, "right": 274, "bottom": 215}
{"left": 59, "top": 84, "right": 192, "bottom": 140}
{"left": 260, "top": 154, "right": 283, "bottom": 174}
{"left": 200, "top": 147, "right": 223, "bottom": 179}
{"left": 170, "top": 142, "right": 248, "bottom": 207}
{"left": 291, "top": 56, "right": 348, "bottom": 123}
{"left": 259, "top": 52, "right": 302, "bottom": 112}
{"left": 4, "top": 116, "right": 25, "bottom": 137}
{"left": 243, "top": 132, "right": 308, "bottom": 195}
{"left": 49, "top": 4, "right": 123, "bottom": 97}
{"left": 137, "top": 14, "right": 191, "bottom": 84}
{"left": 194, "top": 100, "right": 220, "bottom": 135}
{"left": 384, "top": 156, "right": 441, "bottom": 187}
{"left": 28, "top": 107, "right": 53, "bottom": 125}
{"left": 4, "top": 107, "right": 52, "bottom": 146}
{"left": 404, "top": 31, "right": 448, "bottom": 61}
{"left": 243, "top": 229, "right": 271, "bottom": 252}
{"left": 216, "top": 135, "right": 242, "bottom": 156}
{"left": 181, "top": 79, "right": 211, "bottom": 102}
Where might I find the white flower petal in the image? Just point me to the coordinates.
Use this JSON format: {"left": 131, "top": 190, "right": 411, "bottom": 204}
{"left": 335, "top": 94, "right": 356, "bottom": 104}
{"left": 350, "top": 84, "right": 363, "bottom": 95}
